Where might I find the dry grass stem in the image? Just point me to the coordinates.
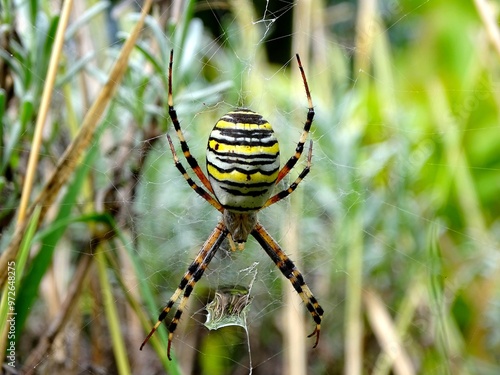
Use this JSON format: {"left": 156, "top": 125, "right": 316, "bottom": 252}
{"left": 364, "top": 289, "right": 415, "bottom": 375}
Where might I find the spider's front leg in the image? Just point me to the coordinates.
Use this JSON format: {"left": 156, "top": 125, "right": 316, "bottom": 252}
{"left": 166, "top": 49, "right": 214, "bottom": 194}
{"left": 140, "top": 221, "right": 229, "bottom": 360}
{"left": 251, "top": 222, "right": 324, "bottom": 347}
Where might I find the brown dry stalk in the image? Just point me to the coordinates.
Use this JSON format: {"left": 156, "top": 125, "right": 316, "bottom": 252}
{"left": 364, "top": 289, "right": 415, "bottom": 375}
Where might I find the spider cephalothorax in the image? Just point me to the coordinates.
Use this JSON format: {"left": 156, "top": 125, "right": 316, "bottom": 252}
{"left": 140, "top": 50, "right": 323, "bottom": 360}
{"left": 223, "top": 210, "right": 257, "bottom": 247}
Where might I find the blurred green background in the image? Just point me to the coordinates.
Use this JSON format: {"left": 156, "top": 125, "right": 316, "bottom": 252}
{"left": 1, "top": 0, "right": 499, "bottom": 374}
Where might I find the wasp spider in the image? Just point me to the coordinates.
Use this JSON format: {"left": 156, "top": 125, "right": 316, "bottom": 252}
{"left": 140, "top": 50, "right": 324, "bottom": 360}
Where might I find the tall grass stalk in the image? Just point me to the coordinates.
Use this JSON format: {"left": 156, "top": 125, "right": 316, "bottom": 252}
{"left": 16, "top": 0, "right": 73, "bottom": 224}
{"left": 96, "top": 249, "right": 131, "bottom": 375}
{"left": 344, "top": 215, "right": 364, "bottom": 375}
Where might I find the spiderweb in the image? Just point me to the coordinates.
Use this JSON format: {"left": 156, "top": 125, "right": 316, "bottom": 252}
{"left": 3, "top": 0, "right": 500, "bottom": 374}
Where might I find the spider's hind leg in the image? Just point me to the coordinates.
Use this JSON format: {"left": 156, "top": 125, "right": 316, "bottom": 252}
{"left": 140, "top": 221, "right": 229, "bottom": 360}
{"left": 251, "top": 222, "right": 324, "bottom": 347}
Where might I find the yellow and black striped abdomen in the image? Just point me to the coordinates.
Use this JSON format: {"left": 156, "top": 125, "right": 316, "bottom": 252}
{"left": 206, "top": 108, "right": 280, "bottom": 212}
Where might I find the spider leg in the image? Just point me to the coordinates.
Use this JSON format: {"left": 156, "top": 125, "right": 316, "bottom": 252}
{"left": 167, "top": 134, "right": 223, "bottom": 213}
{"left": 276, "top": 54, "right": 315, "bottom": 184}
{"left": 167, "top": 49, "right": 215, "bottom": 194}
{"left": 263, "top": 140, "right": 313, "bottom": 209}
{"left": 140, "top": 221, "right": 229, "bottom": 360}
{"left": 251, "top": 222, "right": 323, "bottom": 348}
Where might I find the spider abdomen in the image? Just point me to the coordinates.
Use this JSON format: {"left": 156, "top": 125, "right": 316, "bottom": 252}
{"left": 206, "top": 108, "right": 280, "bottom": 212}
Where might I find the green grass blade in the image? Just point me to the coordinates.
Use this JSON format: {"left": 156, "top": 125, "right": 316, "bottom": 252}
{"left": 96, "top": 249, "right": 131, "bottom": 375}
{"left": 0, "top": 205, "right": 41, "bottom": 357}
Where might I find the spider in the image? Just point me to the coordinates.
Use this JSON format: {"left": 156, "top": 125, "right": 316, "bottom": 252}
{"left": 140, "top": 50, "right": 324, "bottom": 360}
